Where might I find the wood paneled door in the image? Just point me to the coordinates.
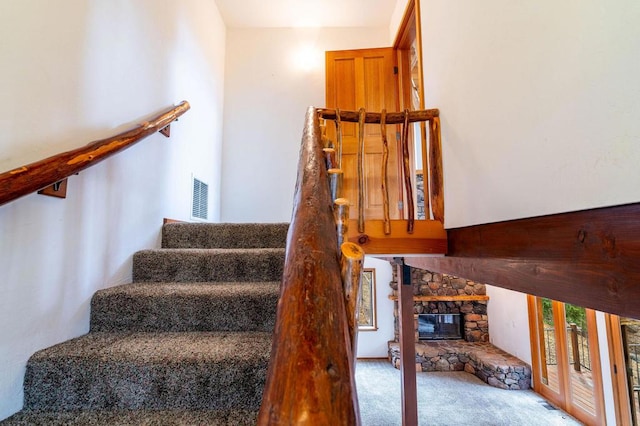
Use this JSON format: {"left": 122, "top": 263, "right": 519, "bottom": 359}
{"left": 325, "top": 47, "right": 402, "bottom": 220}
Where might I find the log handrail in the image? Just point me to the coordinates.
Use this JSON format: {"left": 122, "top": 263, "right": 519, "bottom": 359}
{"left": 318, "top": 107, "right": 439, "bottom": 124}
{"left": 0, "top": 101, "right": 190, "bottom": 207}
{"left": 258, "top": 107, "right": 360, "bottom": 425}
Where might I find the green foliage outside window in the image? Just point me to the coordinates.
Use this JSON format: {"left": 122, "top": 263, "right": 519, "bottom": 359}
{"left": 541, "top": 298, "right": 587, "bottom": 330}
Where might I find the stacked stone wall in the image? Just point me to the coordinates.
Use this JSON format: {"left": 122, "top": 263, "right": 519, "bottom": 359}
{"left": 390, "top": 267, "right": 489, "bottom": 342}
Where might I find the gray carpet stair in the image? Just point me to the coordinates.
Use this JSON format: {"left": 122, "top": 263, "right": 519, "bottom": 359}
{"left": 2, "top": 222, "right": 287, "bottom": 426}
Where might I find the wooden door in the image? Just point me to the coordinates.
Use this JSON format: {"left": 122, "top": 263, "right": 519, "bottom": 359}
{"left": 325, "top": 48, "right": 401, "bottom": 220}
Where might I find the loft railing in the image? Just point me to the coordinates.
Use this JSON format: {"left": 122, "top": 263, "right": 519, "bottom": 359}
{"left": 0, "top": 101, "right": 190, "bottom": 207}
{"left": 317, "top": 107, "right": 446, "bottom": 255}
{"left": 258, "top": 107, "right": 365, "bottom": 425}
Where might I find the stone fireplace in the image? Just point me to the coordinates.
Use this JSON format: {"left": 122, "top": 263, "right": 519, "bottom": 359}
{"left": 390, "top": 267, "right": 489, "bottom": 343}
{"left": 388, "top": 265, "right": 532, "bottom": 390}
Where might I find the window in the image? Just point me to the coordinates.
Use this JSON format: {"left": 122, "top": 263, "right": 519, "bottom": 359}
{"left": 358, "top": 269, "right": 377, "bottom": 331}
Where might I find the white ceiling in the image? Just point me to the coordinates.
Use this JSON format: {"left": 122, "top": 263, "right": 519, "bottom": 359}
{"left": 214, "top": 0, "right": 399, "bottom": 28}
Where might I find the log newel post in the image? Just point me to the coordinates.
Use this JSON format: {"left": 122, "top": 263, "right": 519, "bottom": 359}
{"left": 334, "top": 198, "right": 350, "bottom": 252}
{"left": 341, "top": 242, "right": 365, "bottom": 361}
{"left": 395, "top": 257, "right": 418, "bottom": 426}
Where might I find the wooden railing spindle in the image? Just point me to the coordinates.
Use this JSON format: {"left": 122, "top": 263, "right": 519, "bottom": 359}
{"left": 335, "top": 108, "right": 343, "bottom": 169}
{"left": 328, "top": 168, "right": 343, "bottom": 202}
{"left": 340, "top": 242, "right": 365, "bottom": 360}
{"left": 334, "top": 198, "right": 350, "bottom": 252}
{"left": 357, "top": 108, "right": 366, "bottom": 233}
{"left": 401, "top": 110, "right": 415, "bottom": 233}
{"left": 323, "top": 148, "right": 337, "bottom": 170}
{"left": 380, "top": 109, "right": 391, "bottom": 235}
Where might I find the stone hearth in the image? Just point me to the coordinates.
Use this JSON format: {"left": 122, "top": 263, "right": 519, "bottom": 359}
{"left": 388, "top": 341, "right": 532, "bottom": 390}
{"left": 388, "top": 266, "right": 532, "bottom": 390}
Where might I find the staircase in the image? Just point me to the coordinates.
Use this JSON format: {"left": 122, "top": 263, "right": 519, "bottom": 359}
{"left": 2, "top": 222, "right": 288, "bottom": 425}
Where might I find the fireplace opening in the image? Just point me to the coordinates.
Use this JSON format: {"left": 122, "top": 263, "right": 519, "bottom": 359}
{"left": 418, "top": 313, "right": 463, "bottom": 340}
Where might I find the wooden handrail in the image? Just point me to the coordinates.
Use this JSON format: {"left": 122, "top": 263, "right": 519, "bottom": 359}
{"left": 318, "top": 107, "right": 439, "bottom": 124}
{"left": 258, "top": 107, "right": 360, "bottom": 425}
{"left": 0, "top": 101, "right": 190, "bottom": 207}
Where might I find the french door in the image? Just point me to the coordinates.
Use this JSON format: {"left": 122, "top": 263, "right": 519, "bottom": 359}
{"left": 528, "top": 296, "right": 605, "bottom": 425}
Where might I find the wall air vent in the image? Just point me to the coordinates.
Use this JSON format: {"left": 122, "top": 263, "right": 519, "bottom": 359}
{"left": 191, "top": 176, "right": 209, "bottom": 221}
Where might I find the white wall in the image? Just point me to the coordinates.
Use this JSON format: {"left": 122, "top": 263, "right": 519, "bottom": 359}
{"left": 220, "top": 27, "right": 389, "bottom": 222}
{"left": 0, "top": 1, "right": 226, "bottom": 419}
{"left": 389, "top": 0, "right": 409, "bottom": 43}
{"left": 420, "top": 0, "right": 640, "bottom": 228}
{"left": 485, "top": 286, "right": 532, "bottom": 364}
{"left": 357, "top": 257, "right": 395, "bottom": 358}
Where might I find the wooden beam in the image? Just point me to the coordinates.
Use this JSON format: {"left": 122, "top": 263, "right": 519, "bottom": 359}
{"left": 347, "top": 219, "right": 447, "bottom": 255}
{"left": 406, "top": 203, "right": 640, "bottom": 319}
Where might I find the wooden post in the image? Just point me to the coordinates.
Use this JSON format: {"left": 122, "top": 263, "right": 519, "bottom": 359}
{"left": 380, "top": 109, "right": 391, "bottom": 235}
{"left": 401, "top": 110, "right": 415, "bottom": 234}
{"left": 396, "top": 258, "right": 418, "bottom": 425}
{"left": 429, "top": 116, "right": 444, "bottom": 223}
{"left": 341, "top": 242, "right": 365, "bottom": 360}
{"left": 334, "top": 198, "right": 350, "bottom": 252}
{"left": 357, "top": 108, "right": 366, "bottom": 233}
{"left": 570, "top": 323, "right": 581, "bottom": 372}
{"left": 328, "top": 168, "right": 343, "bottom": 202}
{"left": 323, "top": 148, "right": 337, "bottom": 170}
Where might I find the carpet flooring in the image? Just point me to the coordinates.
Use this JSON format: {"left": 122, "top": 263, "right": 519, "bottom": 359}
{"left": 1, "top": 222, "right": 288, "bottom": 425}
{"left": 356, "top": 359, "right": 583, "bottom": 426}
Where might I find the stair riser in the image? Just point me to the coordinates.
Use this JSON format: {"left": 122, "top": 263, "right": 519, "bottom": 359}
{"left": 132, "top": 250, "right": 285, "bottom": 283}
{"left": 91, "top": 292, "right": 278, "bottom": 332}
{"left": 162, "top": 223, "right": 289, "bottom": 249}
{"left": 24, "top": 360, "right": 267, "bottom": 411}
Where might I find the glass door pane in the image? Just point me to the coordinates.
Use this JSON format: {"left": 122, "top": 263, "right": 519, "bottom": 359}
{"left": 538, "top": 297, "right": 560, "bottom": 392}
{"left": 622, "top": 317, "right": 640, "bottom": 424}
{"left": 564, "top": 304, "right": 597, "bottom": 415}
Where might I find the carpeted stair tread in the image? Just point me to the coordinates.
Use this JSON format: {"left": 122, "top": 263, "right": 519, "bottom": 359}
{"left": 162, "top": 222, "right": 288, "bottom": 249}
{"left": 91, "top": 282, "right": 279, "bottom": 332}
{"left": 1, "top": 409, "right": 258, "bottom": 425}
{"left": 24, "top": 331, "right": 271, "bottom": 411}
{"left": 132, "top": 248, "right": 285, "bottom": 283}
